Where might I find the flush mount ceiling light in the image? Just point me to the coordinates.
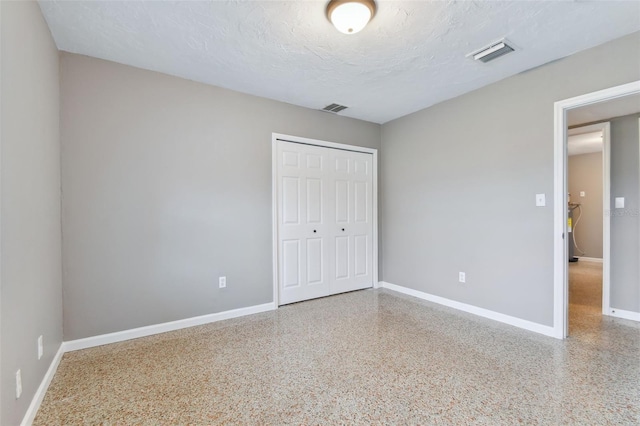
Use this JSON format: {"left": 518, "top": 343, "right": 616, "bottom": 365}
{"left": 326, "top": 0, "right": 376, "bottom": 35}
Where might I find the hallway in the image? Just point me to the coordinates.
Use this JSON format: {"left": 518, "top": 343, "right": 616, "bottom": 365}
{"left": 568, "top": 260, "right": 637, "bottom": 341}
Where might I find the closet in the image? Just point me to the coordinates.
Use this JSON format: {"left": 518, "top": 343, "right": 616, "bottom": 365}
{"left": 276, "top": 139, "right": 374, "bottom": 305}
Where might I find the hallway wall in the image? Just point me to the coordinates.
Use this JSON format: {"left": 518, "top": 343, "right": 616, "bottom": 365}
{"left": 609, "top": 113, "right": 640, "bottom": 313}
{"left": 568, "top": 151, "right": 603, "bottom": 259}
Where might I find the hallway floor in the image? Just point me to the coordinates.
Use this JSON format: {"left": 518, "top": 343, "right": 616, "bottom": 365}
{"left": 569, "top": 259, "right": 605, "bottom": 338}
{"left": 35, "top": 282, "right": 639, "bottom": 425}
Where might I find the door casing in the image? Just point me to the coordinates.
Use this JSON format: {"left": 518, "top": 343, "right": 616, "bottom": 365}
{"left": 272, "top": 133, "right": 379, "bottom": 306}
{"left": 553, "top": 80, "right": 640, "bottom": 339}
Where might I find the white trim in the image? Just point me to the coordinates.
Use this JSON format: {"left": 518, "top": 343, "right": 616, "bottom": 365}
{"left": 575, "top": 256, "right": 603, "bottom": 263}
{"left": 272, "top": 138, "right": 279, "bottom": 307}
{"left": 608, "top": 308, "right": 640, "bottom": 322}
{"left": 372, "top": 150, "right": 379, "bottom": 288}
{"left": 271, "top": 133, "right": 379, "bottom": 307}
{"left": 20, "top": 344, "right": 65, "bottom": 426}
{"left": 602, "top": 122, "right": 611, "bottom": 316}
{"left": 554, "top": 81, "right": 640, "bottom": 339}
{"left": 64, "top": 302, "right": 276, "bottom": 352}
{"left": 554, "top": 98, "right": 569, "bottom": 339}
{"left": 380, "top": 282, "right": 557, "bottom": 338}
{"left": 0, "top": 4, "right": 3, "bottom": 422}
{"left": 272, "top": 133, "right": 378, "bottom": 156}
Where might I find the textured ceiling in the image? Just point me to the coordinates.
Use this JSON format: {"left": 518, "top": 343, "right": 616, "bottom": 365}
{"left": 568, "top": 93, "right": 640, "bottom": 127}
{"left": 568, "top": 132, "right": 603, "bottom": 157}
{"left": 39, "top": 1, "right": 640, "bottom": 124}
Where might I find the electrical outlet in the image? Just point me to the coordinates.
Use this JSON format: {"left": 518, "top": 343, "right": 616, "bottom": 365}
{"left": 38, "top": 335, "right": 44, "bottom": 360}
{"left": 459, "top": 272, "right": 466, "bottom": 283}
{"left": 219, "top": 276, "right": 226, "bottom": 288}
{"left": 16, "top": 370, "right": 22, "bottom": 399}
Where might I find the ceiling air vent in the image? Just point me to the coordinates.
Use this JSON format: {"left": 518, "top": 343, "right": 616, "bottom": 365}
{"left": 322, "top": 103, "right": 348, "bottom": 113}
{"left": 469, "top": 39, "right": 514, "bottom": 63}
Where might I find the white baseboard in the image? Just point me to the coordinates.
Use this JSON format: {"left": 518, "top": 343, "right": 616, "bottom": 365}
{"left": 64, "top": 302, "right": 277, "bottom": 352}
{"left": 609, "top": 307, "right": 640, "bottom": 322}
{"left": 21, "top": 302, "right": 277, "bottom": 425}
{"left": 576, "top": 256, "right": 603, "bottom": 263}
{"left": 380, "top": 281, "right": 557, "bottom": 338}
{"left": 21, "top": 344, "right": 65, "bottom": 426}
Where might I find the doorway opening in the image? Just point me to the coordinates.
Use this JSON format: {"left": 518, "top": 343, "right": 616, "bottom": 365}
{"left": 554, "top": 81, "right": 640, "bottom": 339}
{"left": 567, "top": 122, "right": 609, "bottom": 335}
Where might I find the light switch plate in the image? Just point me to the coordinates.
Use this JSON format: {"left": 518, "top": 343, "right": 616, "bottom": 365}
{"left": 580, "top": 191, "right": 585, "bottom": 197}
{"left": 615, "top": 197, "right": 625, "bottom": 209}
{"left": 536, "top": 193, "right": 546, "bottom": 207}
{"left": 38, "top": 335, "right": 43, "bottom": 360}
{"left": 16, "top": 370, "right": 22, "bottom": 399}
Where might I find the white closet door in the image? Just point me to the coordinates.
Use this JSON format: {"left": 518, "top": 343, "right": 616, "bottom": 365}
{"left": 277, "top": 141, "right": 331, "bottom": 304}
{"left": 330, "top": 149, "right": 374, "bottom": 294}
{"left": 277, "top": 140, "right": 373, "bottom": 305}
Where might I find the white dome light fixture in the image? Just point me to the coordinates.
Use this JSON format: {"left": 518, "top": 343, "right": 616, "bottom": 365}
{"left": 327, "top": 0, "right": 376, "bottom": 35}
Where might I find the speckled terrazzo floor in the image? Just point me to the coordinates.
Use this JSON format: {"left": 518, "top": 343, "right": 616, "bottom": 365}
{"left": 35, "top": 273, "right": 639, "bottom": 425}
{"left": 568, "top": 260, "right": 604, "bottom": 338}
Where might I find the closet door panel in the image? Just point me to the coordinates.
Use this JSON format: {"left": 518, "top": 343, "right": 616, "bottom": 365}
{"left": 329, "top": 150, "right": 373, "bottom": 294}
{"left": 278, "top": 141, "right": 331, "bottom": 304}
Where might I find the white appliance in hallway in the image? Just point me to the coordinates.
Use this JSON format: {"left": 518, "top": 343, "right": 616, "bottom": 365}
{"left": 276, "top": 140, "right": 374, "bottom": 304}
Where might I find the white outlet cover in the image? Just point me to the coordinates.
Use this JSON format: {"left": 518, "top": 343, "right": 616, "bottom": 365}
{"left": 38, "top": 335, "right": 44, "bottom": 360}
{"left": 580, "top": 191, "right": 586, "bottom": 197}
{"left": 536, "top": 193, "right": 546, "bottom": 207}
{"left": 615, "top": 197, "right": 625, "bottom": 208}
{"left": 219, "top": 276, "right": 226, "bottom": 288}
{"left": 459, "top": 272, "right": 466, "bottom": 283}
{"left": 16, "top": 370, "right": 22, "bottom": 399}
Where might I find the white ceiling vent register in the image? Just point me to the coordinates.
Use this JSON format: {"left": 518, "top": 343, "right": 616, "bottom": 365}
{"left": 322, "top": 103, "right": 349, "bottom": 113}
{"left": 469, "top": 39, "right": 515, "bottom": 63}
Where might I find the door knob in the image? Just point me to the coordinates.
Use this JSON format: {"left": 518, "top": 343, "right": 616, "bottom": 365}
{"left": 342, "top": 228, "right": 345, "bottom": 232}
{"left": 313, "top": 230, "right": 317, "bottom": 233}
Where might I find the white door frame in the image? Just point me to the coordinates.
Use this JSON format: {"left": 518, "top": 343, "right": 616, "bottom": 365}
{"left": 553, "top": 80, "right": 640, "bottom": 339}
{"left": 567, "top": 122, "right": 611, "bottom": 316}
{"left": 271, "top": 133, "right": 379, "bottom": 306}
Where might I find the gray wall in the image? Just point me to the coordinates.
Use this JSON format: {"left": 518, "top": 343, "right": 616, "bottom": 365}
{"left": 568, "top": 152, "right": 603, "bottom": 258}
{"left": 1, "top": 2, "right": 63, "bottom": 425}
{"left": 610, "top": 113, "right": 640, "bottom": 313}
{"left": 381, "top": 32, "right": 640, "bottom": 326}
{"left": 60, "top": 53, "right": 381, "bottom": 340}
